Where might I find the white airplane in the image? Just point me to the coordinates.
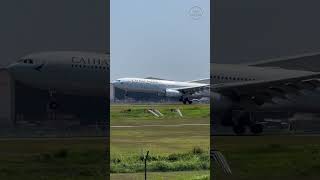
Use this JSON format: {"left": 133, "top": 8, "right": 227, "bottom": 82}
{"left": 6, "top": 51, "right": 109, "bottom": 109}
{"left": 211, "top": 53, "right": 320, "bottom": 135}
{"left": 113, "top": 52, "right": 320, "bottom": 135}
{"left": 112, "top": 78, "right": 210, "bottom": 104}
{"left": 6, "top": 51, "right": 320, "bottom": 135}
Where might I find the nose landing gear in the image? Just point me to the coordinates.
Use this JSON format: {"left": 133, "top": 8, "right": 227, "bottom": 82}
{"left": 48, "top": 89, "right": 59, "bottom": 110}
{"left": 49, "top": 101, "right": 59, "bottom": 110}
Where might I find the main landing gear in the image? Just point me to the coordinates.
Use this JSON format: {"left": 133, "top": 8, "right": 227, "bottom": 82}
{"left": 233, "top": 123, "right": 263, "bottom": 135}
{"left": 179, "top": 96, "right": 193, "bottom": 104}
{"left": 232, "top": 111, "right": 264, "bottom": 135}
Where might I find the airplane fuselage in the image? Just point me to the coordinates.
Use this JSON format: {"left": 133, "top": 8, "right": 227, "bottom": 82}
{"left": 7, "top": 51, "right": 109, "bottom": 97}
{"left": 112, "top": 78, "right": 207, "bottom": 94}
{"left": 211, "top": 63, "right": 316, "bottom": 83}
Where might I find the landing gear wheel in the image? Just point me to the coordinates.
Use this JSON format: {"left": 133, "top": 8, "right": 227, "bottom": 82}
{"left": 233, "top": 125, "right": 246, "bottom": 135}
{"left": 182, "top": 97, "right": 190, "bottom": 104}
{"left": 250, "top": 124, "right": 263, "bottom": 135}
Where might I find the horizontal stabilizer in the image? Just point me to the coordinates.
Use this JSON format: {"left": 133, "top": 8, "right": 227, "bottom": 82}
{"left": 244, "top": 51, "right": 320, "bottom": 72}
{"left": 145, "top": 77, "right": 169, "bottom": 81}
{"left": 188, "top": 78, "right": 210, "bottom": 84}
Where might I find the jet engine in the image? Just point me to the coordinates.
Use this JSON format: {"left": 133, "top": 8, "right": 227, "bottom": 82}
{"left": 165, "top": 89, "right": 182, "bottom": 97}
{"left": 211, "top": 92, "right": 234, "bottom": 111}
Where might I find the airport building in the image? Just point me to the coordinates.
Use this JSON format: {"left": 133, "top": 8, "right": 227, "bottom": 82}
{"left": 0, "top": 69, "right": 14, "bottom": 127}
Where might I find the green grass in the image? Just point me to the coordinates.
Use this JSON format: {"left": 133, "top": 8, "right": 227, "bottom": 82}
{"left": 1, "top": 103, "right": 320, "bottom": 179}
{"left": 110, "top": 170, "right": 209, "bottom": 180}
{"left": 212, "top": 136, "right": 320, "bottom": 180}
{"left": 111, "top": 147, "right": 209, "bottom": 173}
{"left": 0, "top": 138, "right": 108, "bottom": 180}
{"left": 110, "top": 104, "right": 210, "bottom": 178}
{"left": 0, "top": 104, "right": 209, "bottom": 179}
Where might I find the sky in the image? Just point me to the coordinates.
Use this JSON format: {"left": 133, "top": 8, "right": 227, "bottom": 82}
{"left": 2, "top": 1, "right": 320, "bottom": 79}
{"left": 0, "top": 0, "right": 109, "bottom": 66}
{"left": 213, "top": 0, "right": 320, "bottom": 64}
{"left": 111, "top": 0, "right": 210, "bottom": 81}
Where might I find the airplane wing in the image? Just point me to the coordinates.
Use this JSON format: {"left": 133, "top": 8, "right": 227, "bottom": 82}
{"left": 243, "top": 51, "right": 320, "bottom": 72}
{"left": 172, "top": 84, "right": 210, "bottom": 95}
{"left": 212, "top": 73, "right": 320, "bottom": 106}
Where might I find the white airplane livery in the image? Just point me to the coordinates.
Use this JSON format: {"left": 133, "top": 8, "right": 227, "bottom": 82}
{"left": 6, "top": 51, "right": 109, "bottom": 109}
{"left": 112, "top": 78, "right": 210, "bottom": 104}
{"left": 7, "top": 51, "right": 109, "bottom": 97}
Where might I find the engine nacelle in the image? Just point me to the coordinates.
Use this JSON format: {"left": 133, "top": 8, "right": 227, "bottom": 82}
{"left": 211, "top": 92, "right": 233, "bottom": 112}
{"left": 165, "top": 89, "right": 182, "bottom": 97}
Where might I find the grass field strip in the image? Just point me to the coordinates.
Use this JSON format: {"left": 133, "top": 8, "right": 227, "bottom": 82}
{"left": 111, "top": 123, "right": 209, "bottom": 128}
{"left": 111, "top": 104, "right": 210, "bottom": 176}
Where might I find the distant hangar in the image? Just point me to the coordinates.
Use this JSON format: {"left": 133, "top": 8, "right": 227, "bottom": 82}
{"left": 0, "top": 69, "right": 14, "bottom": 127}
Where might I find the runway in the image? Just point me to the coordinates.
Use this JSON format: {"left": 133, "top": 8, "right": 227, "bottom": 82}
{"left": 111, "top": 123, "right": 209, "bottom": 128}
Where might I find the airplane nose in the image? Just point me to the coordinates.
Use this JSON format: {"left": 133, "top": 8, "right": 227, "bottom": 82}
{"left": 112, "top": 80, "right": 120, "bottom": 86}
{"left": 6, "top": 63, "right": 17, "bottom": 73}
{"left": 112, "top": 80, "right": 124, "bottom": 88}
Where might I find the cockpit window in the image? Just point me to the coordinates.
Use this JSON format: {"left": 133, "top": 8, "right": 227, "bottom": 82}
{"left": 114, "top": 80, "right": 124, "bottom": 84}
{"left": 19, "top": 59, "right": 34, "bottom": 64}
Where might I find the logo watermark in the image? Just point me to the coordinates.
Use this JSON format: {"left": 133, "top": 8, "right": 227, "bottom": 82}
{"left": 189, "top": 6, "right": 203, "bottom": 20}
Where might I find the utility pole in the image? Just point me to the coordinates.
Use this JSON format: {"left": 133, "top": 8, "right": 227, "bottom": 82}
{"left": 144, "top": 151, "right": 149, "bottom": 180}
